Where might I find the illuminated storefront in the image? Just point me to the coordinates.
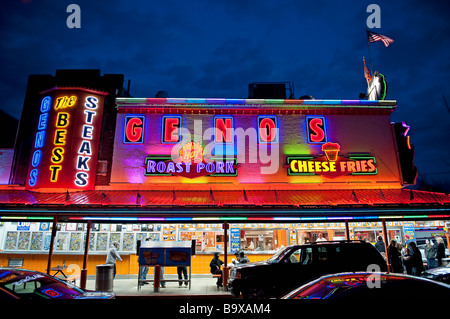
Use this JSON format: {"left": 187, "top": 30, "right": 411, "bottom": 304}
{"left": 1, "top": 87, "right": 449, "bottom": 283}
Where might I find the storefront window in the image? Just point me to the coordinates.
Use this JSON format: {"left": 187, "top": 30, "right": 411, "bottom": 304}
{"left": 240, "top": 229, "right": 287, "bottom": 252}
{"left": 296, "top": 223, "right": 346, "bottom": 244}
{"left": 179, "top": 228, "right": 224, "bottom": 253}
{"left": 0, "top": 220, "right": 445, "bottom": 257}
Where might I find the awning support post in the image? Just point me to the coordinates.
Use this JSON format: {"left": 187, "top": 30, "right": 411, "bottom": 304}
{"left": 222, "top": 222, "right": 229, "bottom": 291}
{"left": 46, "top": 217, "right": 58, "bottom": 275}
{"left": 80, "top": 220, "right": 91, "bottom": 289}
{"left": 382, "top": 219, "right": 391, "bottom": 272}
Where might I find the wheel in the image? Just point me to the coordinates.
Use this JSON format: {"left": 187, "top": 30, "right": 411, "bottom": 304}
{"left": 241, "top": 283, "right": 268, "bottom": 299}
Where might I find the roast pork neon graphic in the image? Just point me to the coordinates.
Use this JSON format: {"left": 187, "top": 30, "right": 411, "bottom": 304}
{"left": 145, "top": 142, "right": 237, "bottom": 178}
{"left": 287, "top": 142, "right": 377, "bottom": 178}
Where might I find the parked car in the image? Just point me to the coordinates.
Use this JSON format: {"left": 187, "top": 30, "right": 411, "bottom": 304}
{"left": 0, "top": 268, "right": 114, "bottom": 300}
{"left": 281, "top": 272, "right": 450, "bottom": 300}
{"left": 228, "top": 240, "right": 387, "bottom": 298}
{"left": 421, "top": 264, "right": 450, "bottom": 284}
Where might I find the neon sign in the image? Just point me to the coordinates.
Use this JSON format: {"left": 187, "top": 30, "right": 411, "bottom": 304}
{"left": 162, "top": 116, "right": 182, "bottom": 143}
{"left": 287, "top": 142, "right": 377, "bottom": 178}
{"left": 258, "top": 116, "right": 278, "bottom": 143}
{"left": 214, "top": 116, "right": 233, "bottom": 144}
{"left": 145, "top": 142, "right": 237, "bottom": 178}
{"left": 124, "top": 116, "right": 145, "bottom": 143}
{"left": 306, "top": 116, "right": 327, "bottom": 144}
{"left": 28, "top": 96, "right": 52, "bottom": 187}
{"left": 26, "top": 88, "right": 107, "bottom": 190}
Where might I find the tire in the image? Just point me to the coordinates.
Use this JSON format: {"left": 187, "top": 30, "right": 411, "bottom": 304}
{"left": 241, "top": 282, "right": 269, "bottom": 299}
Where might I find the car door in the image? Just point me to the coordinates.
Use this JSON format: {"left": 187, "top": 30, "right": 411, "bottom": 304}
{"left": 277, "top": 246, "right": 317, "bottom": 295}
{"left": 314, "top": 244, "right": 348, "bottom": 275}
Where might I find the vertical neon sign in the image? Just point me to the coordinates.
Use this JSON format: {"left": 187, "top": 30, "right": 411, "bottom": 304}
{"left": 26, "top": 88, "right": 107, "bottom": 190}
{"left": 28, "top": 96, "right": 52, "bottom": 187}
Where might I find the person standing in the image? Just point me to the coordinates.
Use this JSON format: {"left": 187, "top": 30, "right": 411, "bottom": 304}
{"left": 408, "top": 242, "right": 424, "bottom": 276}
{"left": 140, "top": 238, "right": 150, "bottom": 285}
{"left": 375, "top": 236, "right": 386, "bottom": 253}
{"left": 425, "top": 239, "right": 437, "bottom": 269}
{"left": 210, "top": 252, "right": 224, "bottom": 287}
{"left": 177, "top": 266, "right": 188, "bottom": 287}
{"left": 401, "top": 244, "right": 412, "bottom": 275}
{"left": 106, "top": 241, "right": 122, "bottom": 279}
{"left": 316, "top": 233, "right": 327, "bottom": 242}
{"left": 387, "top": 239, "right": 402, "bottom": 273}
{"left": 435, "top": 235, "right": 446, "bottom": 267}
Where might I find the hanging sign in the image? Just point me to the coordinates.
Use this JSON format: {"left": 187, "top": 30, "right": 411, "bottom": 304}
{"left": 26, "top": 88, "right": 108, "bottom": 190}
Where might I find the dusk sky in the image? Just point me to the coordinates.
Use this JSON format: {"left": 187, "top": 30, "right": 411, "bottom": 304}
{"left": 1, "top": 0, "right": 449, "bottom": 190}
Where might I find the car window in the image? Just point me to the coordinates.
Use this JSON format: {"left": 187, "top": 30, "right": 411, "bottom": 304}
{"left": 317, "top": 246, "right": 329, "bottom": 262}
{"left": 286, "top": 247, "right": 313, "bottom": 264}
{"left": 289, "top": 248, "right": 301, "bottom": 263}
{"left": 316, "top": 245, "right": 343, "bottom": 263}
{"left": 300, "top": 247, "right": 313, "bottom": 265}
{"left": 268, "top": 246, "right": 292, "bottom": 263}
{"left": 4, "top": 280, "right": 41, "bottom": 295}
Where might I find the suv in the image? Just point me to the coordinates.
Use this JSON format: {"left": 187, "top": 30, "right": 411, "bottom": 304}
{"left": 228, "top": 240, "right": 387, "bottom": 298}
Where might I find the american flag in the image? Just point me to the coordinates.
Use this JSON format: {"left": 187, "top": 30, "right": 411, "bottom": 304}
{"left": 367, "top": 30, "right": 394, "bottom": 47}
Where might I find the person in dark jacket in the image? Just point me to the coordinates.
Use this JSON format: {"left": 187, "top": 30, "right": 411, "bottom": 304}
{"left": 375, "top": 236, "right": 386, "bottom": 253}
{"left": 408, "top": 242, "right": 424, "bottom": 276}
{"left": 435, "top": 236, "right": 446, "bottom": 267}
{"left": 238, "top": 251, "right": 249, "bottom": 264}
{"left": 387, "top": 239, "right": 402, "bottom": 273}
{"left": 210, "top": 252, "right": 224, "bottom": 287}
{"left": 425, "top": 239, "right": 437, "bottom": 269}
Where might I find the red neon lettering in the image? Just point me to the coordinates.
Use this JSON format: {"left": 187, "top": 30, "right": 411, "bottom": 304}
{"left": 163, "top": 117, "right": 180, "bottom": 143}
{"left": 126, "top": 117, "right": 143, "bottom": 142}
{"left": 309, "top": 118, "right": 325, "bottom": 143}
{"left": 215, "top": 117, "right": 233, "bottom": 143}
{"left": 259, "top": 118, "right": 276, "bottom": 142}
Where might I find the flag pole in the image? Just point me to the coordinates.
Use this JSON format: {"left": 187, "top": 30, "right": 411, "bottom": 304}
{"left": 366, "top": 29, "right": 374, "bottom": 74}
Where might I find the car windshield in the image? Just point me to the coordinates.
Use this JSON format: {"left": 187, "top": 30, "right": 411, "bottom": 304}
{"left": 267, "top": 246, "right": 292, "bottom": 263}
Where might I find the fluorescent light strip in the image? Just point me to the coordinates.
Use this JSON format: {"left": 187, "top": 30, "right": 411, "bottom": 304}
{"left": 117, "top": 97, "right": 397, "bottom": 107}
{"left": 0, "top": 216, "right": 54, "bottom": 220}
{"left": 64, "top": 214, "right": 450, "bottom": 223}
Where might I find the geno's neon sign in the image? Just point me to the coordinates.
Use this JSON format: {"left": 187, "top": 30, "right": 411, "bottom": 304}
{"left": 26, "top": 88, "right": 107, "bottom": 190}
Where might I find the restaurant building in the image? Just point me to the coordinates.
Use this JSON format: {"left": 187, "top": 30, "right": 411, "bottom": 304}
{"left": 0, "top": 70, "right": 448, "bottom": 287}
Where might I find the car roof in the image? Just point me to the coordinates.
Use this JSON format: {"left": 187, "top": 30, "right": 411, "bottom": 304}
{"left": 287, "top": 240, "right": 370, "bottom": 249}
{"left": 0, "top": 268, "right": 50, "bottom": 285}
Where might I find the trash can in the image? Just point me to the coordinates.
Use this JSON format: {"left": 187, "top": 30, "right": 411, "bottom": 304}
{"left": 95, "top": 264, "right": 114, "bottom": 292}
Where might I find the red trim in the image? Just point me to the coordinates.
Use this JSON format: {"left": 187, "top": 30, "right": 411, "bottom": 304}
{"left": 0, "top": 189, "right": 448, "bottom": 207}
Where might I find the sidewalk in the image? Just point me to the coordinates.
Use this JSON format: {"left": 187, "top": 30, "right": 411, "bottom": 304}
{"left": 85, "top": 274, "right": 233, "bottom": 298}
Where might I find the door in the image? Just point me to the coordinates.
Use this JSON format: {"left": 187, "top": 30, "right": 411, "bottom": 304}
{"left": 277, "top": 246, "right": 316, "bottom": 296}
